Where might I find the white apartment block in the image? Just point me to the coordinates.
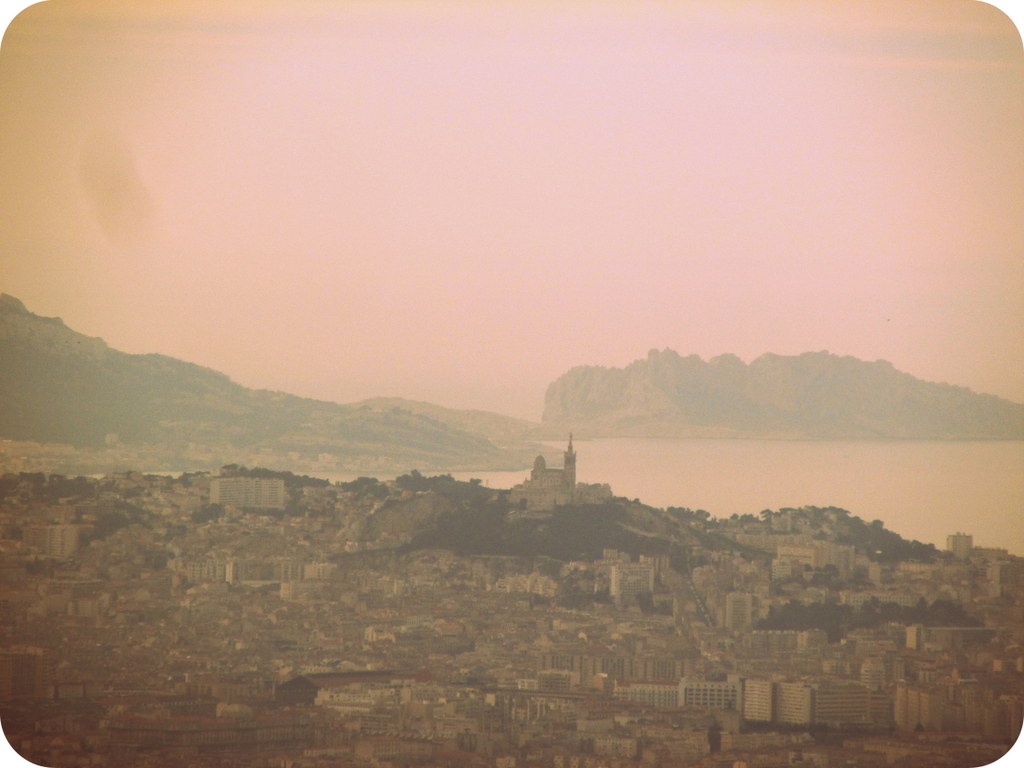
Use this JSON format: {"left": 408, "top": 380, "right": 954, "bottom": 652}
{"left": 614, "top": 680, "right": 680, "bottom": 708}
{"left": 210, "top": 476, "right": 287, "bottom": 509}
{"left": 946, "top": 532, "right": 973, "bottom": 559}
{"left": 680, "top": 676, "right": 742, "bottom": 711}
{"left": 776, "top": 682, "right": 815, "bottom": 726}
{"left": 839, "top": 589, "right": 920, "bottom": 609}
{"left": 776, "top": 541, "right": 855, "bottom": 577}
{"left": 610, "top": 563, "right": 655, "bottom": 598}
{"left": 743, "top": 678, "right": 775, "bottom": 722}
{"left": 724, "top": 592, "right": 754, "bottom": 632}
{"left": 813, "top": 681, "right": 871, "bottom": 727}
{"left": 23, "top": 524, "right": 79, "bottom": 559}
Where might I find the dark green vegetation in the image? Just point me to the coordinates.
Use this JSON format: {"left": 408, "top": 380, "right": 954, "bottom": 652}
{"left": 408, "top": 501, "right": 682, "bottom": 561}
{"left": 351, "top": 471, "right": 703, "bottom": 560}
{"left": 762, "top": 506, "right": 939, "bottom": 563}
{"left": 218, "top": 464, "right": 331, "bottom": 490}
{"left": 0, "top": 471, "right": 95, "bottom": 502}
{"left": 757, "top": 599, "right": 985, "bottom": 643}
{"left": 0, "top": 294, "right": 528, "bottom": 471}
{"left": 543, "top": 347, "right": 1024, "bottom": 438}
{"left": 349, "top": 476, "right": 938, "bottom": 569}
{"left": 0, "top": 471, "right": 151, "bottom": 547}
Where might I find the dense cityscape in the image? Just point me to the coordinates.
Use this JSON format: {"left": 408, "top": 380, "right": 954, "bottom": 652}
{"left": 1, "top": 442, "right": 1022, "bottom": 768}
{"left": 4, "top": 2, "right": 1022, "bottom": 767}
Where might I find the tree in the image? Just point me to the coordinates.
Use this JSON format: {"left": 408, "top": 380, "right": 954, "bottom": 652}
{"left": 340, "top": 476, "right": 390, "bottom": 500}
{"left": 396, "top": 470, "right": 432, "bottom": 492}
{"left": 192, "top": 503, "right": 224, "bottom": 524}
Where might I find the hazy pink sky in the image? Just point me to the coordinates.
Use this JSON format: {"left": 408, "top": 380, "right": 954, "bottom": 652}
{"left": 1, "top": 0, "right": 1022, "bottom": 420}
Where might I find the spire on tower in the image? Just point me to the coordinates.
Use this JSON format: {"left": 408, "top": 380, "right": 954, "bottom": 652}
{"left": 563, "top": 433, "right": 577, "bottom": 499}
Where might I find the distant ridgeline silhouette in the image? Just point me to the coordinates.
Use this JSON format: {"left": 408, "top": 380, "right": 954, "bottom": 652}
{"left": 542, "top": 348, "right": 1024, "bottom": 439}
{"left": 0, "top": 294, "right": 525, "bottom": 471}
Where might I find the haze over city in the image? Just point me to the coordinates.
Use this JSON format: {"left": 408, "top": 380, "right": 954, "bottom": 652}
{"left": 2, "top": 0, "right": 1022, "bottom": 420}
{"left": 4, "top": 4, "right": 1024, "bottom": 768}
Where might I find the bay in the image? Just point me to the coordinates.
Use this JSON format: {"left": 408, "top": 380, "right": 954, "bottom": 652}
{"left": 451, "top": 438, "right": 1024, "bottom": 556}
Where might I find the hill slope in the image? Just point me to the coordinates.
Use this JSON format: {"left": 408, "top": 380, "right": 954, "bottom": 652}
{"left": 543, "top": 348, "right": 1024, "bottom": 439}
{"left": 351, "top": 397, "right": 539, "bottom": 445}
{"left": 347, "top": 475, "right": 939, "bottom": 565}
{"left": 0, "top": 294, "right": 525, "bottom": 471}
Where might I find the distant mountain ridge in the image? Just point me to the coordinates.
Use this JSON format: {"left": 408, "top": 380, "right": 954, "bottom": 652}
{"left": 351, "top": 397, "right": 539, "bottom": 444}
{"left": 0, "top": 294, "right": 533, "bottom": 472}
{"left": 543, "top": 348, "right": 1024, "bottom": 439}
{"left": 4, "top": 292, "right": 1020, "bottom": 478}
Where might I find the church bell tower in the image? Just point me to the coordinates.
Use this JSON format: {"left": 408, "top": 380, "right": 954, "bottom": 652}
{"left": 563, "top": 433, "right": 577, "bottom": 499}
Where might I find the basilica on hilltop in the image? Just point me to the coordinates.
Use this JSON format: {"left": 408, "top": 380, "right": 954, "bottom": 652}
{"left": 508, "top": 435, "right": 613, "bottom": 511}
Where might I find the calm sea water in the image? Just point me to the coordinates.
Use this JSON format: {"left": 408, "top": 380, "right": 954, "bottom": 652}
{"left": 450, "top": 439, "right": 1024, "bottom": 556}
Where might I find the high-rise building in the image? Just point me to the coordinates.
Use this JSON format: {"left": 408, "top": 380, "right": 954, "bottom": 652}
{"left": 23, "top": 524, "right": 79, "bottom": 558}
{"left": 813, "top": 681, "right": 871, "bottom": 727}
{"left": 0, "top": 647, "right": 53, "bottom": 699}
{"left": 776, "top": 682, "right": 814, "bottom": 726}
{"left": 906, "top": 624, "right": 924, "bottom": 651}
{"left": 610, "top": 563, "right": 655, "bottom": 599}
{"left": 859, "top": 657, "right": 885, "bottom": 691}
{"left": 742, "top": 678, "right": 775, "bottom": 722}
{"left": 895, "top": 682, "right": 946, "bottom": 731}
{"left": 742, "top": 678, "right": 871, "bottom": 727}
{"left": 679, "top": 676, "right": 742, "bottom": 711}
{"left": 946, "top": 532, "right": 973, "bottom": 559}
{"left": 724, "top": 592, "right": 754, "bottom": 632}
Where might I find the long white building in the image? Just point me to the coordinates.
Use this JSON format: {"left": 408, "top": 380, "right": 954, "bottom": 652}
{"left": 210, "top": 476, "right": 287, "bottom": 509}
